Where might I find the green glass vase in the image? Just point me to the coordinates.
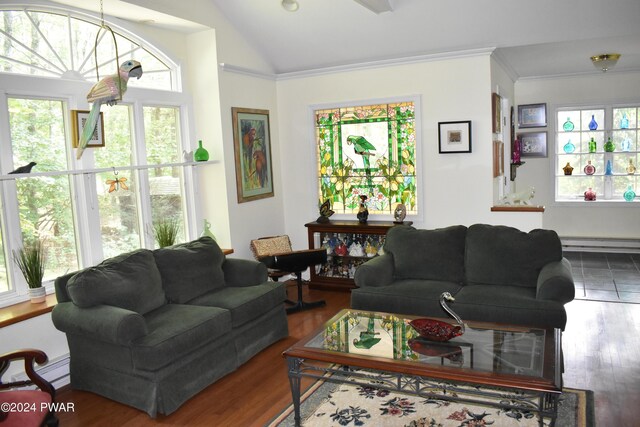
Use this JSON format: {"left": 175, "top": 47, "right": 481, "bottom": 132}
{"left": 604, "top": 137, "right": 615, "bottom": 152}
{"left": 193, "top": 140, "right": 209, "bottom": 162}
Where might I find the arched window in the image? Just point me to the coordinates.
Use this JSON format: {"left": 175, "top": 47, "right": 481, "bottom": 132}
{"left": 0, "top": 7, "right": 177, "bottom": 90}
{"left": 0, "top": 6, "right": 198, "bottom": 306}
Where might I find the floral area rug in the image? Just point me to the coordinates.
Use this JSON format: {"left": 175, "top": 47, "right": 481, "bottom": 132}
{"left": 268, "top": 380, "right": 594, "bottom": 427}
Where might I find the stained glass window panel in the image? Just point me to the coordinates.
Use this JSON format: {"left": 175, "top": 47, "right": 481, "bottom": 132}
{"left": 316, "top": 101, "right": 417, "bottom": 215}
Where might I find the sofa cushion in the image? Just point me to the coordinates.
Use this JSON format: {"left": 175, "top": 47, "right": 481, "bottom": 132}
{"left": 383, "top": 225, "right": 467, "bottom": 283}
{"left": 453, "top": 285, "right": 568, "bottom": 330}
{"left": 133, "top": 304, "right": 232, "bottom": 371}
{"left": 465, "top": 224, "right": 562, "bottom": 288}
{"left": 351, "top": 279, "right": 463, "bottom": 318}
{"left": 186, "top": 282, "right": 286, "bottom": 328}
{"left": 153, "top": 237, "right": 225, "bottom": 303}
{"left": 67, "top": 249, "right": 165, "bottom": 315}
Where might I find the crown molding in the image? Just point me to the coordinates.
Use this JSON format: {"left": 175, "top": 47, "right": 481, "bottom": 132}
{"left": 218, "top": 63, "right": 277, "bottom": 80}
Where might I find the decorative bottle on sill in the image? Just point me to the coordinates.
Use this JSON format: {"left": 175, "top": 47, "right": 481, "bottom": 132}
{"left": 193, "top": 140, "right": 209, "bottom": 162}
{"left": 622, "top": 184, "right": 636, "bottom": 202}
{"left": 563, "top": 140, "right": 575, "bottom": 154}
{"left": 627, "top": 159, "right": 637, "bottom": 175}
{"left": 623, "top": 185, "right": 636, "bottom": 202}
{"left": 584, "top": 187, "right": 596, "bottom": 201}
{"left": 620, "top": 113, "right": 629, "bottom": 129}
{"left": 563, "top": 162, "right": 574, "bottom": 175}
{"left": 588, "top": 114, "right": 598, "bottom": 131}
{"left": 605, "top": 160, "right": 613, "bottom": 175}
{"left": 621, "top": 138, "right": 632, "bottom": 152}
{"left": 584, "top": 160, "right": 596, "bottom": 175}
{"left": 588, "top": 137, "right": 597, "bottom": 153}
{"left": 604, "top": 137, "right": 615, "bottom": 152}
{"left": 562, "top": 117, "right": 574, "bottom": 132}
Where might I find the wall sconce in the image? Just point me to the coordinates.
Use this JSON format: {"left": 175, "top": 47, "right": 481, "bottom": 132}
{"left": 282, "top": 0, "right": 299, "bottom": 12}
{"left": 590, "top": 54, "right": 621, "bottom": 72}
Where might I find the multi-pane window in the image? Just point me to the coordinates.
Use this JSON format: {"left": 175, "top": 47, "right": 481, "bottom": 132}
{"left": 0, "top": 7, "right": 193, "bottom": 305}
{"left": 555, "top": 106, "right": 638, "bottom": 202}
{"left": 315, "top": 101, "right": 418, "bottom": 216}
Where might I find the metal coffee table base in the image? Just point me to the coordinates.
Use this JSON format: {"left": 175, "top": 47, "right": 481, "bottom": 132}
{"left": 286, "top": 358, "right": 559, "bottom": 427}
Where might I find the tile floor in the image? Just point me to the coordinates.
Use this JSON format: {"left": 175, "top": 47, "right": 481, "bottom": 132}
{"left": 564, "top": 251, "right": 640, "bottom": 303}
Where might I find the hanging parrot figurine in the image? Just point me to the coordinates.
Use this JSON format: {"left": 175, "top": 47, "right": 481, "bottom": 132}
{"left": 76, "top": 60, "right": 143, "bottom": 159}
{"left": 346, "top": 135, "right": 376, "bottom": 189}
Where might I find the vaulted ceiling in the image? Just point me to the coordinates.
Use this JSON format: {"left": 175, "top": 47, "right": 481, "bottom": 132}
{"left": 51, "top": 0, "right": 640, "bottom": 79}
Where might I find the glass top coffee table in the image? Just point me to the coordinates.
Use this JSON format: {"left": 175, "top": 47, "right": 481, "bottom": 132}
{"left": 283, "top": 309, "right": 562, "bottom": 426}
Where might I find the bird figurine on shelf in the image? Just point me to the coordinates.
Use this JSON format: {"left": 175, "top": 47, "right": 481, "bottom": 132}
{"left": 8, "top": 162, "right": 37, "bottom": 174}
{"left": 409, "top": 292, "right": 466, "bottom": 342}
{"left": 76, "top": 60, "right": 143, "bottom": 160}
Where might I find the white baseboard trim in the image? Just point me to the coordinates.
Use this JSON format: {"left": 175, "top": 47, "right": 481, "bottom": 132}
{"left": 11, "top": 353, "right": 70, "bottom": 390}
{"left": 561, "top": 237, "right": 640, "bottom": 253}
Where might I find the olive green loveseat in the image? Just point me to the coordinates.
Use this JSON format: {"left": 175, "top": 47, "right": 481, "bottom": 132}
{"left": 52, "top": 237, "right": 288, "bottom": 417}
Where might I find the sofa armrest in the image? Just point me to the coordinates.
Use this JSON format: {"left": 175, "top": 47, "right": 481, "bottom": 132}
{"left": 51, "top": 302, "right": 148, "bottom": 345}
{"left": 222, "top": 258, "right": 268, "bottom": 287}
{"left": 354, "top": 254, "right": 395, "bottom": 287}
{"left": 536, "top": 258, "right": 575, "bottom": 303}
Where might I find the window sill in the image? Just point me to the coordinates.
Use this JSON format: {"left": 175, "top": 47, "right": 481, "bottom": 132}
{"left": 491, "top": 206, "right": 545, "bottom": 212}
{"left": 0, "top": 293, "right": 57, "bottom": 328}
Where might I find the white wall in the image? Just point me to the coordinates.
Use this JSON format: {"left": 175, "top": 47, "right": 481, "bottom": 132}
{"left": 275, "top": 54, "right": 538, "bottom": 249}
{"left": 515, "top": 72, "right": 640, "bottom": 238}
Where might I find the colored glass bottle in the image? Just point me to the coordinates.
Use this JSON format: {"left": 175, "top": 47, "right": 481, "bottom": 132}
{"left": 584, "top": 160, "right": 596, "bottom": 175}
{"left": 605, "top": 160, "right": 613, "bottom": 175}
{"left": 584, "top": 187, "right": 596, "bottom": 201}
{"left": 200, "top": 219, "right": 216, "bottom": 240}
{"left": 604, "top": 137, "right": 615, "bottom": 152}
{"left": 588, "top": 115, "right": 598, "bottom": 131}
{"left": 588, "top": 137, "right": 597, "bottom": 153}
{"left": 621, "top": 138, "right": 632, "bottom": 152}
{"left": 512, "top": 139, "right": 521, "bottom": 163}
{"left": 620, "top": 113, "right": 629, "bottom": 129}
{"left": 623, "top": 185, "right": 636, "bottom": 202}
{"left": 562, "top": 118, "right": 574, "bottom": 132}
{"left": 563, "top": 162, "right": 574, "bottom": 175}
{"left": 193, "top": 140, "right": 209, "bottom": 161}
{"left": 627, "top": 159, "right": 637, "bottom": 175}
{"left": 563, "top": 140, "right": 575, "bottom": 153}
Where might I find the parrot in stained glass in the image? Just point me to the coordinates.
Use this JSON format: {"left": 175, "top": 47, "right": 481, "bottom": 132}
{"left": 346, "top": 135, "right": 376, "bottom": 189}
{"left": 352, "top": 316, "right": 381, "bottom": 349}
{"left": 76, "top": 60, "right": 143, "bottom": 159}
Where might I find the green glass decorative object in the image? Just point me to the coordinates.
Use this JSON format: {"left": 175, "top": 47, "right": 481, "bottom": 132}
{"left": 200, "top": 219, "right": 216, "bottom": 240}
{"left": 588, "top": 137, "right": 597, "bottom": 153}
{"left": 562, "top": 117, "right": 574, "bottom": 132}
{"left": 604, "top": 137, "right": 615, "bottom": 152}
{"left": 563, "top": 140, "right": 575, "bottom": 153}
{"left": 193, "top": 140, "right": 209, "bottom": 162}
{"left": 623, "top": 185, "right": 636, "bottom": 202}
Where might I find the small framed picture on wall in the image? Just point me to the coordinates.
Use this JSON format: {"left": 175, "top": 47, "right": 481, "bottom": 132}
{"left": 438, "top": 120, "right": 472, "bottom": 154}
{"left": 517, "top": 103, "right": 547, "bottom": 128}
{"left": 518, "top": 131, "right": 548, "bottom": 158}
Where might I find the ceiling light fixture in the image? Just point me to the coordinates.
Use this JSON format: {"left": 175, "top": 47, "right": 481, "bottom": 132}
{"left": 281, "top": 0, "right": 299, "bottom": 12}
{"left": 590, "top": 53, "right": 621, "bottom": 72}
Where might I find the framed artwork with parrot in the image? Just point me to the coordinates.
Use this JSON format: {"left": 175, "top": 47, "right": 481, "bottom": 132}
{"left": 232, "top": 107, "right": 274, "bottom": 203}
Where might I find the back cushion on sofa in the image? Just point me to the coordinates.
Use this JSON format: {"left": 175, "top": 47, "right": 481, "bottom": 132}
{"left": 465, "top": 224, "right": 562, "bottom": 288}
{"left": 153, "top": 236, "right": 225, "bottom": 303}
{"left": 67, "top": 249, "right": 165, "bottom": 314}
{"left": 384, "top": 225, "right": 467, "bottom": 283}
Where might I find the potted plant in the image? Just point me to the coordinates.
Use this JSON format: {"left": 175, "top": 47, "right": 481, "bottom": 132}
{"left": 13, "top": 239, "right": 47, "bottom": 303}
{"left": 153, "top": 218, "right": 180, "bottom": 248}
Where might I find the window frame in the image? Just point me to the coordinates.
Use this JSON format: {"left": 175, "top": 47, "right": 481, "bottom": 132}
{"left": 553, "top": 102, "right": 640, "bottom": 205}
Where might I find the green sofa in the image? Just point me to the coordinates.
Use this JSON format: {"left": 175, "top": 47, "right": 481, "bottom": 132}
{"left": 352, "top": 224, "right": 575, "bottom": 330}
{"left": 52, "top": 237, "right": 288, "bottom": 417}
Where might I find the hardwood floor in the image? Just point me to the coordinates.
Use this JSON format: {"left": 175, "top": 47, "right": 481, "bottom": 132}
{"left": 55, "top": 284, "right": 639, "bottom": 426}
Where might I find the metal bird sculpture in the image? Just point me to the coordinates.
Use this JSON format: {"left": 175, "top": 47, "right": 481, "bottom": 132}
{"left": 346, "top": 135, "right": 376, "bottom": 189}
{"left": 409, "top": 292, "right": 466, "bottom": 342}
{"left": 76, "top": 60, "right": 143, "bottom": 160}
{"left": 8, "top": 162, "right": 36, "bottom": 174}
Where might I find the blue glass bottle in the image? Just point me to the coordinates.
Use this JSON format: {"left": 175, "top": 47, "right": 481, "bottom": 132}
{"left": 563, "top": 140, "right": 575, "bottom": 153}
{"left": 623, "top": 185, "right": 636, "bottom": 202}
{"left": 621, "top": 138, "right": 632, "bottom": 152}
{"left": 562, "top": 118, "right": 574, "bottom": 132}
{"left": 605, "top": 160, "right": 613, "bottom": 175}
{"left": 588, "top": 115, "right": 598, "bottom": 131}
{"left": 620, "top": 113, "right": 629, "bottom": 129}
